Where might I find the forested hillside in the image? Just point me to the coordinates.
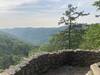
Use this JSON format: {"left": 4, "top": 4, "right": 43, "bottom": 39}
{"left": 0, "top": 31, "right": 33, "bottom": 70}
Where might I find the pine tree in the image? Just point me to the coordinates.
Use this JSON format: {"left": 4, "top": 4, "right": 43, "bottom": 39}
{"left": 58, "top": 4, "right": 89, "bottom": 49}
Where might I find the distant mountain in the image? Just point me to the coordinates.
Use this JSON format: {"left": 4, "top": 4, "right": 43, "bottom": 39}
{"left": 1, "top": 26, "right": 66, "bottom": 45}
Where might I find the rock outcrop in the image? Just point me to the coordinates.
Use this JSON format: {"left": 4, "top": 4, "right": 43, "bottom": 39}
{"left": 86, "top": 62, "right": 100, "bottom": 75}
{"left": 1, "top": 50, "right": 100, "bottom": 75}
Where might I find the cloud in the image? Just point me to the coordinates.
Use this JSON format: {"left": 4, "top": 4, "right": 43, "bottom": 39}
{"left": 0, "top": 0, "right": 99, "bottom": 28}
{"left": 78, "top": 14, "right": 100, "bottom": 24}
{"left": 46, "top": 0, "right": 61, "bottom": 2}
{"left": 0, "top": 14, "right": 59, "bottom": 28}
{"left": 0, "top": 0, "right": 39, "bottom": 10}
{"left": 77, "top": 0, "right": 96, "bottom": 6}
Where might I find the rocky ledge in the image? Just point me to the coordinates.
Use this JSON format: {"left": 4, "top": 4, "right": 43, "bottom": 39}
{"left": 1, "top": 49, "right": 100, "bottom": 75}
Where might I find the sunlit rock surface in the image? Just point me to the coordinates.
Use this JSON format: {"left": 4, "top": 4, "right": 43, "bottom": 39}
{"left": 86, "top": 62, "right": 100, "bottom": 75}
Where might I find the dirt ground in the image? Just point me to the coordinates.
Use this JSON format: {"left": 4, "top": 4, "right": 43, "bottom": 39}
{"left": 44, "top": 65, "right": 89, "bottom": 75}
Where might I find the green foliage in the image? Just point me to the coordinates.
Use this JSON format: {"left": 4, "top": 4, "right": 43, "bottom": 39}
{"left": 59, "top": 4, "right": 89, "bottom": 49}
{"left": 59, "top": 4, "right": 89, "bottom": 25}
{"left": 28, "top": 46, "right": 40, "bottom": 56}
{"left": 0, "top": 31, "right": 33, "bottom": 69}
{"left": 93, "top": 0, "right": 100, "bottom": 10}
{"left": 80, "top": 24, "right": 100, "bottom": 49}
{"left": 39, "top": 28, "right": 85, "bottom": 52}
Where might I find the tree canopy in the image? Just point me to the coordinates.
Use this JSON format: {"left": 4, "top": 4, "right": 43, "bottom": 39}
{"left": 39, "top": 28, "right": 85, "bottom": 52}
{"left": 80, "top": 24, "right": 100, "bottom": 49}
{"left": 94, "top": 0, "right": 100, "bottom": 10}
{"left": 0, "top": 32, "right": 33, "bottom": 69}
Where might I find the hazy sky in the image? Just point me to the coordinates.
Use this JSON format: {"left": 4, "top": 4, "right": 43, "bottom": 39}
{"left": 0, "top": 0, "right": 100, "bottom": 28}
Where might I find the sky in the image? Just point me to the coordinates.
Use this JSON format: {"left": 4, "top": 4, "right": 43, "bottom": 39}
{"left": 0, "top": 0, "right": 99, "bottom": 28}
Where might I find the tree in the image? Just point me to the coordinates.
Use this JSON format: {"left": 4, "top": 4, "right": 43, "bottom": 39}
{"left": 39, "top": 29, "right": 85, "bottom": 52}
{"left": 80, "top": 24, "right": 100, "bottom": 49}
{"left": 93, "top": 0, "right": 100, "bottom": 17}
{"left": 58, "top": 4, "right": 89, "bottom": 49}
{"left": 94, "top": 0, "right": 100, "bottom": 10}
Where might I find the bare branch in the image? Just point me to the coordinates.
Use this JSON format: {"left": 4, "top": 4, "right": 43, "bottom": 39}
{"left": 58, "top": 17, "right": 66, "bottom": 25}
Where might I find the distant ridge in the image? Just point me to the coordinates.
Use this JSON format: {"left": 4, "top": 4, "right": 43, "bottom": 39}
{"left": 1, "top": 26, "right": 66, "bottom": 45}
{"left": 1, "top": 24, "right": 88, "bottom": 45}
